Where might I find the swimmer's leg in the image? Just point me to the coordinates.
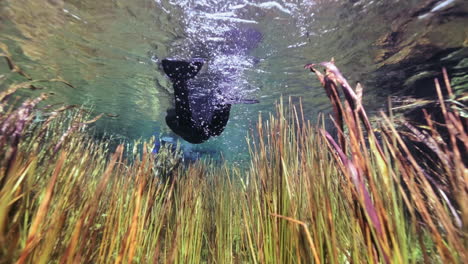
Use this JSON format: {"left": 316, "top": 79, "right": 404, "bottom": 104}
{"left": 161, "top": 59, "right": 204, "bottom": 81}
{"left": 161, "top": 59, "right": 204, "bottom": 125}
{"left": 208, "top": 103, "right": 232, "bottom": 136}
{"left": 166, "top": 109, "right": 211, "bottom": 144}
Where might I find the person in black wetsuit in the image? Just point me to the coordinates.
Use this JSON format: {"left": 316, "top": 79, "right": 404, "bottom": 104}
{"left": 162, "top": 58, "right": 232, "bottom": 144}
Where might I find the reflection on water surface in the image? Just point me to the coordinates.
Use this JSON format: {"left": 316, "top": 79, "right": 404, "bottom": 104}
{"left": 1, "top": 0, "right": 466, "bottom": 161}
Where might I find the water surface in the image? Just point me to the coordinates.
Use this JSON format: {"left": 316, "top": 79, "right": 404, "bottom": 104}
{"left": 1, "top": 0, "right": 466, "bottom": 161}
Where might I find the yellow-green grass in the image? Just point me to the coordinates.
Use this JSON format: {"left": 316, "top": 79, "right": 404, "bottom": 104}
{"left": 0, "top": 51, "right": 466, "bottom": 263}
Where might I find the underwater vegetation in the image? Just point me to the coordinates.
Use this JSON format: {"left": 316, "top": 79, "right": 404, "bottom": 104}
{"left": 0, "top": 48, "right": 467, "bottom": 263}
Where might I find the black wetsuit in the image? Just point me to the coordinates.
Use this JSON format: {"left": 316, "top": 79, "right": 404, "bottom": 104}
{"left": 162, "top": 59, "right": 231, "bottom": 144}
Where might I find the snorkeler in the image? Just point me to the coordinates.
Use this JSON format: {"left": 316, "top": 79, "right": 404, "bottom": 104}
{"left": 162, "top": 58, "right": 232, "bottom": 144}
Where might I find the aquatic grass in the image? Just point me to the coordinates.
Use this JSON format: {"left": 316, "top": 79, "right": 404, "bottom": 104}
{"left": 305, "top": 60, "right": 466, "bottom": 263}
{"left": 0, "top": 51, "right": 466, "bottom": 263}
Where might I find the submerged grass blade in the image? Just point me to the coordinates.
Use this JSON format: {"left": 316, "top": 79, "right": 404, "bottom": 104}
{"left": 0, "top": 51, "right": 465, "bottom": 263}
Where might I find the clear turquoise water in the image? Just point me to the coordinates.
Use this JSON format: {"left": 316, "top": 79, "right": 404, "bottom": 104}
{"left": 1, "top": 0, "right": 466, "bottom": 161}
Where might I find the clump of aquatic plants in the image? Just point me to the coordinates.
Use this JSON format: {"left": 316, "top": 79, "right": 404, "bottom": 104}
{"left": 304, "top": 60, "right": 466, "bottom": 263}
{"left": 0, "top": 48, "right": 466, "bottom": 263}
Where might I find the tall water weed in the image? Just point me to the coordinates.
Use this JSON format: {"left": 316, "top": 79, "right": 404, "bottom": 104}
{"left": 0, "top": 47, "right": 466, "bottom": 263}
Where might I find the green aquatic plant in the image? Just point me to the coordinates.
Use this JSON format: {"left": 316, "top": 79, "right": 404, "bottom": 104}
{"left": 0, "top": 49, "right": 466, "bottom": 263}
{"left": 306, "top": 60, "right": 466, "bottom": 263}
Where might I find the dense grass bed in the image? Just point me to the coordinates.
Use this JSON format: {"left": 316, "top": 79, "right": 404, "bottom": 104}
{"left": 1, "top": 49, "right": 466, "bottom": 263}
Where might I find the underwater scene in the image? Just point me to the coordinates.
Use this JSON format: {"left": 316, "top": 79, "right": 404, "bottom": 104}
{"left": 0, "top": 0, "right": 467, "bottom": 263}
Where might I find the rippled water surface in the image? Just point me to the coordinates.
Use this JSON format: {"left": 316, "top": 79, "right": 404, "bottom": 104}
{"left": 1, "top": 0, "right": 466, "bottom": 161}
